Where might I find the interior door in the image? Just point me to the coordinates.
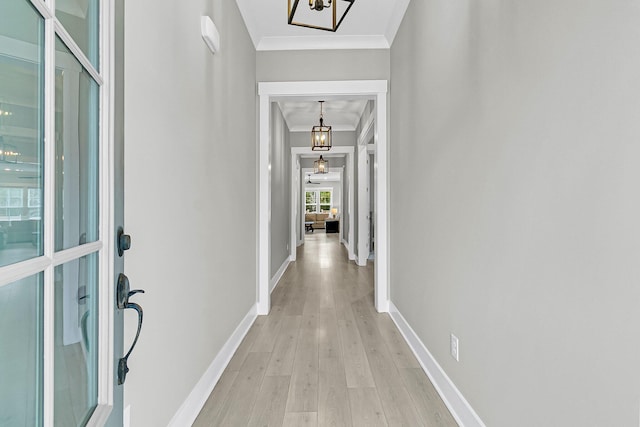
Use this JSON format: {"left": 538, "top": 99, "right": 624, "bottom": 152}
{"left": 0, "top": 0, "right": 120, "bottom": 425}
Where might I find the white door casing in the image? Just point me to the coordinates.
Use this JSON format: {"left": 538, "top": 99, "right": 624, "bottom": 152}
{"left": 292, "top": 147, "right": 355, "bottom": 262}
{"left": 258, "top": 80, "right": 389, "bottom": 314}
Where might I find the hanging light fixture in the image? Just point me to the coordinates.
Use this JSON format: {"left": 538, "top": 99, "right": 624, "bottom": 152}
{"left": 288, "top": 0, "right": 355, "bottom": 32}
{"left": 314, "top": 155, "right": 329, "bottom": 174}
{"left": 311, "top": 101, "right": 332, "bottom": 151}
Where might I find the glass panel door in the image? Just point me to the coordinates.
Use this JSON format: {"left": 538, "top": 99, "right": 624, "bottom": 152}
{"left": 0, "top": 0, "right": 112, "bottom": 425}
{"left": 0, "top": 0, "right": 44, "bottom": 268}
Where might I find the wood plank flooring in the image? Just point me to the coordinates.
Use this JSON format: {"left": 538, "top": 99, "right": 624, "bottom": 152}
{"left": 193, "top": 233, "right": 458, "bottom": 427}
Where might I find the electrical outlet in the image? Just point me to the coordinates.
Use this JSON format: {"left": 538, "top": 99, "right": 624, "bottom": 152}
{"left": 450, "top": 333, "right": 459, "bottom": 361}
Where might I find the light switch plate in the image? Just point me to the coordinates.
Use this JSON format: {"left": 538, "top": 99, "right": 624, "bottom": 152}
{"left": 450, "top": 333, "right": 459, "bottom": 361}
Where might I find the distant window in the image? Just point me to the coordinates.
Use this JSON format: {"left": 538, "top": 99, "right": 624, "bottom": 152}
{"left": 0, "top": 187, "right": 41, "bottom": 221}
{"left": 305, "top": 189, "right": 332, "bottom": 213}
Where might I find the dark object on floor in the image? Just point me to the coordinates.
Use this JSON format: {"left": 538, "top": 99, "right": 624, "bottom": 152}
{"left": 325, "top": 219, "right": 339, "bottom": 233}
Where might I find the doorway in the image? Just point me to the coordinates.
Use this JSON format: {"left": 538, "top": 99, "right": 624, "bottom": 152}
{"left": 258, "top": 80, "right": 389, "bottom": 315}
{"left": 291, "top": 147, "right": 355, "bottom": 261}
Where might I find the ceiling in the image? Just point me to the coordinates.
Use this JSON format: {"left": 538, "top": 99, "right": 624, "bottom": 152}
{"left": 235, "top": 0, "right": 411, "bottom": 51}
{"left": 305, "top": 171, "right": 341, "bottom": 182}
{"left": 278, "top": 99, "right": 367, "bottom": 131}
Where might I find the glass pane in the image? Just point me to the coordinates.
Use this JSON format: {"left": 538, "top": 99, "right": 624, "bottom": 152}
{"left": 305, "top": 192, "right": 316, "bottom": 204}
{"left": 320, "top": 204, "right": 330, "bottom": 212}
{"left": 0, "top": 0, "right": 45, "bottom": 267}
{"left": 54, "top": 252, "right": 99, "bottom": 425}
{"left": 0, "top": 274, "right": 44, "bottom": 426}
{"left": 56, "top": 0, "right": 99, "bottom": 69}
{"left": 55, "top": 37, "right": 99, "bottom": 251}
{"left": 320, "top": 191, "right": 331, "bottom": 203}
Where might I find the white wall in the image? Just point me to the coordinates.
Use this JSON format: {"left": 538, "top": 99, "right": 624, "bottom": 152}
{"left": 123, "top": 1, "right": 256, "bottom": 425}
{"left": 270, "top": 103, "right": 290, "bottom": 278}
{"left": 390, "top": 1, "right": 640, "bottom": 426}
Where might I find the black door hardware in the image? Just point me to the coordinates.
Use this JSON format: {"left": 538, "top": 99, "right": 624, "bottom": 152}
{"left": 116, "top": 273, "right": 144, "bottom": 385}
{"left": 117, "top": 227, "right": 131, "bottom": 257}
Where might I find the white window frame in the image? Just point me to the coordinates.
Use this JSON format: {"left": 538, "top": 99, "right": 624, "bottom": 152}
{"left": 304, "top": 188, "right": 332, "bottom": 213}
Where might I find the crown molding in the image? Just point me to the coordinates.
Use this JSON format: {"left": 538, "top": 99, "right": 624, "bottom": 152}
{"left": 385, "top": 0, "right": 411, "bottom": 46}
{"left": 256, "top": 35, "right": 390, "bottom": 51}
{"left": 288, "top": 124, "right": 355, "bottom": 132}
{"left": 234, "top": 0, "right": 261, "bottom": 48}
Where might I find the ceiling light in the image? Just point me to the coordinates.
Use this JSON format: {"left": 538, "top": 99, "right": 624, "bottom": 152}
{"left": 288, "top": 0, "right": 355, "bottom": 32}
{"left": 314, "top": 155, "right": 328, "bottom": 174}
{"left": 311, "top": 101, "right": 331, "bottom": 151}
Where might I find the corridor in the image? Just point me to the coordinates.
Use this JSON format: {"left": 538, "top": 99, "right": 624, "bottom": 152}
{"left": 194, "top": 233, "right": 457, "bottom": 426}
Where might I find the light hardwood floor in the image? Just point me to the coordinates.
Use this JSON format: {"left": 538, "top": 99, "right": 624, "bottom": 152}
{"left": 194, "top": 233, "right": 457, "bottom": 427}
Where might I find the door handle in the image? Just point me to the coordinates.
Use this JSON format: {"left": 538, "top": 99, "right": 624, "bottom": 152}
{"left": 116, "top": 273, "right": 145, "bottom": 385}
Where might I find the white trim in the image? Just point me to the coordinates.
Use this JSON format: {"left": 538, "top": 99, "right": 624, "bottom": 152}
{"left": 43, "top": 11, "right": 56, "bottom": 425}
{"left": 388, "top": 302, "right": 487, "bottom": 427}
{"left": 0, "top": 257, "right": 52, "bottom": 288}
{"left": 102, "top": 0, "right": 117, "bottom": 417}
{"left": 290, "top": 156, "right": 299, "bottom": 260}
{"left": 270, "top": 256, "right": 291, "bottom": 294}
{"left": 374, "top": 92, "right": 389, "bottom": 312}
{"left": 28, "top": 0, "right": 54, "bottom": 19}
{"left": 168, "top": 305, "right": 259, "bottom": 427}
{"left": 53, "top": 20, "right": 103, "bottom": 85}
{"left": 384, "top": 0, "right": 411, "bottom": 46}
{"left": 357, "top": 144, "right": 369, "bottom": 267}
{"left": 341, "top": 238, "right": 354, "bottom": 260}
{"left": 260, "top": 80, "right": 388, "bottom": 314}
{"left": 256, "top": 35, "right": 390, "bottom": 52}
{"left": 292, "top": 147, "right": 354, "bottom": 260}
{"left": 257, "top": 94, "right": 271, "bottom": 315}
{"left": 51, "top": 241, "right": 103, "bottom": 266}
{"left": 357, "top": 110, "right": 375, "bottom": 146}
{"left": 233, "top": 0, "right": 261, "bottom": 48}
{"left": 289, "top": 124, "right": 355, "bottom": 132}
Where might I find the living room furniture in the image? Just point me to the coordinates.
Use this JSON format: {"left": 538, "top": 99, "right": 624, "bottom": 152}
{"left": 305, "top": 221, "right": 314, "bottom": 232}
{"left": 305, "top": 213, "right": 329, "bottom": 229}
{"left": 325, "top": 219, "right": 339, "bottom": 233}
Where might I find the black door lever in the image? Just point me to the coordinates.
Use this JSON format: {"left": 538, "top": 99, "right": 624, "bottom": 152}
{"left": 116, "top": 273, "right": 144, "bottom": 385}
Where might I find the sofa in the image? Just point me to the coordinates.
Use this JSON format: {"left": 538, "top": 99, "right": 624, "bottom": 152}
{"left": 305, "top": 213, "right": 329, "bottom": 229}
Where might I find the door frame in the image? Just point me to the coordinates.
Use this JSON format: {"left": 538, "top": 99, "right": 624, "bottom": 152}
{"left": 291, "top": 147, "right": 354, "bottom": 261}
{"left": 357, "top": 144, "right": 369, "bottom": 267}
{"left": 258, "top": 80, "right": 389, "bottom": 314}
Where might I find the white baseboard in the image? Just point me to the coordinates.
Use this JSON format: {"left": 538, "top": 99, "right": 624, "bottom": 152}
{"left": 270, "top": 256, "right": 291, "bottom": 294}
{"left": 342, "top": 239, "right": 355, "bottom": 260}
{"left": 168, "top": 304, "right": 258, "bottom": 427}
{"left": 388, "top": 302, "right": 486, "bottom": 427}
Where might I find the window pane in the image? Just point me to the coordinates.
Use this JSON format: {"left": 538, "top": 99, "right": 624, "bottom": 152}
{"left": 54, "top": 252, "right": 99, "bottom": 425}
{"left": 305, "top": 205, "right": 315, "bottom": 213}
{"left": 0, "top": 0, "right": 45, "bottom": 267}
{"left": 55, "top": 37, "right": 99, "bottom": 251}
{"left": 56, "top": 0, "right": 99, "bottom": 69}
{"left": 305, "top": 191, "right": 316, "bottom": 204}
{"left": 320, "top": 191, "right": 331, "bottom": 204}
{"left": 320, "top": 204, "right": 330, "bottom": 212}
{"left": 0, "top": 273, "right": 44, "bottom": 426}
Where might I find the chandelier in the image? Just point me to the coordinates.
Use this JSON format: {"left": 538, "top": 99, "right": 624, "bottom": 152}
{"left": 311, "top": 101, "right": 331, "bottom": 151}
{"left": 314, "top": 155, "right": 328, "bottom": 174}
{"left": 288, "top": 0, "right": 355, "bottom": 32}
